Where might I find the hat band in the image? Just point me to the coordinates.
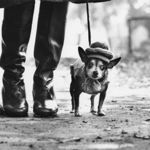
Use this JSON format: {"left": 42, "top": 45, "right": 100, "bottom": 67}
{"left": 87, "top": 55, "right": 110, "bottom": 63}
{"left": 86, "top": 48, "right": 113, "bottom": 59}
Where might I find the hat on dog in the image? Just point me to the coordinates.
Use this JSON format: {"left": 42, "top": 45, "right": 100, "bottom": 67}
{"left": 85, "top": 42, "right": 113, "bottom": 63}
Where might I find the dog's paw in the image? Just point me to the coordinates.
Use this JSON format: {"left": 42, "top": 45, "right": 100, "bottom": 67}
{"left": 97, "top": 111, "right": 106, "bottom": 116}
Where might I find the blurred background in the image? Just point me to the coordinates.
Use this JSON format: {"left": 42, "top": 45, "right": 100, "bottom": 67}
{"left": 0, "top": 0, "right": 149, "bottom": 59}
{"left": 62, "top": 0, "right": 150, "bottom": 59}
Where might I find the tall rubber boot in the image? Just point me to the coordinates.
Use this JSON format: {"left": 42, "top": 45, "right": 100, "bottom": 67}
{"left": 0, "top": 2, "right": 35, "bottom": 117}
{"left": 33, "top": 1, "right": 68, "bottom": 117}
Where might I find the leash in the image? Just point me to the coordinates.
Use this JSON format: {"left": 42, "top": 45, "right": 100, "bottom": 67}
{"left": 86, "top": 1, "right": 91, "bottom": 46}
{"left": 71, "top": 0, "right": 111, "bottom": 46}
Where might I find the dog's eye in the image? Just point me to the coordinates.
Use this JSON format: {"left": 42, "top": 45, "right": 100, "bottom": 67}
{"left": 88, "top": 62, "right": 94, "bottom": 68}
{"left": 99, "top": 65, "right": 105, "bottom": 70}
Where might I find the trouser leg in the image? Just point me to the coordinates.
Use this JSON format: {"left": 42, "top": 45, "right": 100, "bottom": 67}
{"left": 0, "top": 2, "right": 35, "bottom": 117}
{"left": 33, "top": 1, "right": 68, "bottom": 117}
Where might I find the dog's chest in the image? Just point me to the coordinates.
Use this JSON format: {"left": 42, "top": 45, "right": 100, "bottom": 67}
{"left": 80, "top": 76, "right": 102, "bottom": 94}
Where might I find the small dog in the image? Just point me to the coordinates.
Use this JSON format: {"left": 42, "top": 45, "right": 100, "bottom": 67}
{"left": 70, "top": 42, "right": 121, "bottom": 117}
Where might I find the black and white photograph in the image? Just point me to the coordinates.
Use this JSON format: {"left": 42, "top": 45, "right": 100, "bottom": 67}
{"left": 0, "top": 0, "right": 149, "bottom": 149}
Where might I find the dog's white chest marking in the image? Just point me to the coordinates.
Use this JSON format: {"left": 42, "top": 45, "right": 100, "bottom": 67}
{"left": 81, "top": 77, "right": 102, "bottom": 94}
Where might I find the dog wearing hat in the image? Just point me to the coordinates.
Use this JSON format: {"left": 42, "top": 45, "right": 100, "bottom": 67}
{"left": 70, "top": 42, "right": 121, "bottom": 117}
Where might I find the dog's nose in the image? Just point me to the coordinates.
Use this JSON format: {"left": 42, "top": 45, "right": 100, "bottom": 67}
{"left": 93, "top": 71, "right": 98, "bottom": 78}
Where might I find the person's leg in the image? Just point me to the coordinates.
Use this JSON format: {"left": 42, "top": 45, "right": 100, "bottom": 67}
{"left": 33, "top": 1, "right": 68, "bottom": 117}
{"left": 0, "top": 2, "right": 35, "bottom": 117}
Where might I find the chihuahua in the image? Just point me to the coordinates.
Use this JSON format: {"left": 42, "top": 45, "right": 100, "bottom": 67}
{"left": 70, "top": 42, "right": 121, "bottom": 117}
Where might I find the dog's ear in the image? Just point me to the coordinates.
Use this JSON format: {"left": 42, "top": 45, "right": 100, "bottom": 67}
{"left": 78, "top": 46, "right": 88, "bottom": 63}
{"left": 107, "top": 57, "right": 121, "bottom": 69}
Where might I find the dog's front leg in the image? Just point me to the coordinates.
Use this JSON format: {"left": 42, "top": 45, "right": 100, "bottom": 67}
{"left": 97, "top": 83, "right": 109, "bottom": 116}
{"left": 97, "top": 91, "right": 106, "bottom": 116}
{"left": 90, "top": 95, "right": 96, "bottom": 114}
{"left": 74, "top": 91, "right": 81, "bottom": 117}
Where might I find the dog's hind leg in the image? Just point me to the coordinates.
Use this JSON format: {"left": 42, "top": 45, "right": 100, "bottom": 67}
{"left": 70, "top": 81, "right": 81, "bottom": 117}
{"left": 70, "top": 65, "right": 76, "bottom": 113}
{"left": 90, "top": 95, "right": 97, "bottom": 114}
{"left": 70, "top": 81, "right": 75, "bottom": 113}
{"left": 74, "top": 90, "right": 81, "bottom": 117}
